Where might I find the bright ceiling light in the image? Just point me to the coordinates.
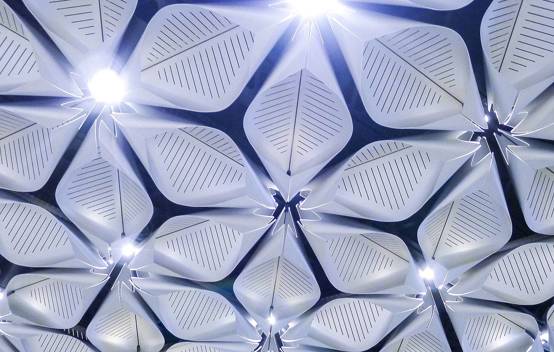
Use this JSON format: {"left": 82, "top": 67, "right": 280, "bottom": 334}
{"left": 267, "top": 312, "right": 276, "bottom": 326}
{"left": 288, "top": 0, "right": 342, "bottom": 19}
{"left": 121, "top": 241, "right": 139, "bottom": 258}
{"left": 419, "top": 266, "right": 435, "bottom": 281}
{"left": 88, "top": 69, "right": 126, "bottom": 104}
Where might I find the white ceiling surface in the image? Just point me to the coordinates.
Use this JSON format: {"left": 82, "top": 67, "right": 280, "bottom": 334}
{"left": 0, "top": 0, "right": 552, "bottom": 351}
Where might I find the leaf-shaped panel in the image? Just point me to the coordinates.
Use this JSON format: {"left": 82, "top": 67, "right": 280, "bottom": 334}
{"left": 167, "top": 342, "right": 258, "bottom": 352}
{"left": 361, "top": 25, "right": 483, "bottom": 130}
{"left": 234, "top": 210, "right": 320, "bottom": 330}
{"left": 56, "top": 116, "right": 152, "bottom": 248}
{"left": 86, "top": 272, "right": 164, "bottom": 352}
{"left": 134, "top": 276, "right": 260, "bottom": 343}
{"left": 6, "top": 270, "right": 107, "bottom": 329}
{"left": 511, "top": 85, "right": 554, "bottom": 140}
{"left": 418, "top": 153, "right": 511, "bottom": 284}
{"left": 0, "top": 103, "right": 84, "bottom": 191}
{"left": 447, "top": 299, "right": 541, "bottom": 352}
{"left": 124, "top": 4, "right": 290, "bottom": 111}
{"left": 130, "top": 209, "right": 273, "bottom": 282}
{"left": 23, "top": 0, "right": 137, "bottom": 70}
{"left": 281, "top": 296, "right": 421, "bottom": 352}
{"left": 481, "top": 0, "right": 554, "bottom": 121}
{"left": 244, "top": 24, "right": 351, "bottom": 200}
{"left": 301, "top": 134, "right": 479, "bottom": 221}
{"left": 300, "top": 215, "right": 423, "bottom": 294}
{"left": 0, "top": 193, "right": 105, "bottom": 268}
{"left": 506, "top": 141, "right": 554, "bottom": 235}
{"left": 0, "top": 1, "right": 80, "bottom": 96}
{"left": 0, "top": 323, "right": 94, "bottom": 352}
{"left": 380, "top": 307, "right": 451, "bottom": 352}
{"left": 449, "top": 240, "right": 554, "bottom": 305}
{"left": 352, "top": 0, "right": 474, "bottom": 10}
{"left": 116, "top": 110, "right": 274, "bottom": 208}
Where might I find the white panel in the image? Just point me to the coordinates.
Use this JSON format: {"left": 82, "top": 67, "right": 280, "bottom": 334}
{"left": 446, "top": 298, "right": 542, "bottom": 352}
{"left": 301, "top": 133, "right": 479, "bottom": 221}
{"left": 281, "top": 296, "right": 422, "bottom": 352}
{"left": 244, "top": 24, "right": 352, "bottom": 201}
{"left": 6, "top": 270, "right": 107, "bottom": 329}
{"left": 0, "top": 1, "right": 80, "bottom": 96}
{"left": 0, "top": 192, "right": 105, "bottom": 268}
{"left": 0, "top": 323, "right": 94, "bottom": 352}
{"left": 234, "top": 210, "right": 320, "bottom": 331}
{"left": 418, "top": 153, "right": 511, "bottom": 285}
{"left": 0, "top": 102, "right": 85, "bottom": 191}
{"left": 131, "top": 209, "right": 273, "bottom": 282}
{"left": 330, "top": 17, "right": 484, "bottom": 130}
{"left": 505, "top": 140, "right": 554, "bottom": 235}
{"left": 166, "top": 342, "right": 258, "bottom": 352}
{"left": 56, "top": 115, "right": 153, "bottom": 249}
{"left": 133, "top": 275, "right": 260, "bottom": 343}
{"left": 300, "top": 213, "right": 424, "bottom": 294}
{"left": 449, "top": 239, "right": 554, "bottom": 305}
{"left": 380, "top": 307, "right": 451, "bottom": 352}
{"left": 23, "top": 0, "right": 137, "bottom": 74}
{"left": 123, "top": 3, "right": 291, "bottom": 112}
{"left": 548, "top": 304, "right": 554, "bottom": 351}
{"left": 511, "top": 85, "right": 554, "bottom": 141}
{"left": 115, "top": 109, "right": 275, "bottom": 208}
{"left": 86, "top": 271, "right": 164, "bottom": 352}
{"left": 481, "top": 0, "right": 554, "bottom": 123}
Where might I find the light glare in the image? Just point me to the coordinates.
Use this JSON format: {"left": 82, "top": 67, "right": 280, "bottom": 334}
{"left": 419, "top": 267, "right": 435, "bottom": 281}
{"left": 88, "top": 69, "right": 126, "bottom": 104}
{"left": 267, "top": 313, "right": 276, "bottom": 326}
{"left": 288, "top": 0, "right": 341, "bottom": 18}
{"left": 121, "top": 242, "right": 139, "bottom": 258}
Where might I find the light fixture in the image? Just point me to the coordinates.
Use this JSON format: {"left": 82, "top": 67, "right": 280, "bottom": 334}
{"left": 0, "top": 289, "right": 5, "bottom": 300}
{"left": 121, "top": 241, "right": 139, "bottom": 258}
{"left": 267, "top": 312, "right": 276, "bottom": 326}
{"left": 88, "top": 69, "right": 126, "bottom": 104}
{"left": 419, "top": 266, "right": 435, "bottom": 281}
{"left": 541, "top": 331, "right": 549, "bottom": 344}
{"left": 485, "top": 114, "right": 490, "bottom": 123}
{"left": 287, "top": 0, "right": 342, "bottom": 19}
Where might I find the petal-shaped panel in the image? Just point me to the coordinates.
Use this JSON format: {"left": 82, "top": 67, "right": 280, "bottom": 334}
{"left": 449, "top": 239, "right": 554, "bottom": 305}
{"left": 505, "top": 139, "right": 554, "bottom": 235}
{"left": 116, "top": 109, "right": 275, "bottom": 208}
{"left": 133, "top": 275, "right": 260, "bottom": 343}
{"left": 234, "top": 210, "right": 320, "bottom": 331}
{"left": 281, "top": 296, "right": 422, "bottom": 352}
{"left": 0, "top": 192, "right": 105, "bottom": 268}
{"left": 86, "top": 270, "right": 164, "bottom": 352}
{"left": 167, "top": 342, "right": 258, "bottom": 352}
{"left": 481, "top": 0, "right": 554, "bottom": 123}
{"left": 130, "top": 209, "right": 273, "bottom": 282}
{"left": 123, "top": 3, "right": 290, "bottom": 111}
{"left": 56, "top": 115, "right": 153, "bottom": 250}
{"left": 331, "top": 17, "right": 484, "bottom": 130}
{"left": 0, "top": 102, "right": 85, "bottom": 192}
{"left": 446, "top": 297, "right": 542, "bottom": 352}
{"left": 418, "top": 150, "right": 511, "bottom": 285}
{"left": 301, "top": 133, "right": 479, "bottom": 221}
{"left": 300, "top": 213, "right": 424, "bottom": 294}
{"left": 0, "top": 323, "right": 94, "bottom": 352}
{"left": 380, "top": 306, "right": 451, "bottom": 352}
{"left": 6, "top": 269, "right": 107, "bottom": 329}
{"left": 23, "top": 0, "right": 137, "bottom": 73}
{"left": 244, "top": 24, "right": 352, "bottom": 201}
{"left": 0, "top": 1, "right": 80, "bottom": 96}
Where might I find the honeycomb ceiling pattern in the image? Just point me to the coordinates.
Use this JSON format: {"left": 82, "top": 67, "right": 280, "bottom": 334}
{"left": 0, "top": 0, "right": 553, "bottom": 351}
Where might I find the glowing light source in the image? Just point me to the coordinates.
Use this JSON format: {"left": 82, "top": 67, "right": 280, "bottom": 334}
{"left": 88, "top": 69, "right": 126, "bottom": 104}
{"left": 288, "top": 0, "right": 342, "bottom": 18}
{"left": 485, "top": 114, "right": 490, "bottom": 123}
{"left": 0, "top": 290, "right": 4, "bottom": 300}
{"left": 121, "top": 241, "right": 139, "bottom": 258}
{"left": 267, "top": 312, "right": 276, "bottom": 326}
{"left": 541, "top": 331, "right": 549, "bottom": 344}
{"left": 419, "top": 267, "right": 435, "bottom": 281}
